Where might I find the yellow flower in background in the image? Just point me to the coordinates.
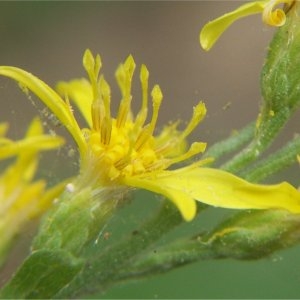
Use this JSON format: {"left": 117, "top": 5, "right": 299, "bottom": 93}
{"left": 0, "top": 49, "right": 300, "bottom": 221}
{"left": 200, "top": 0, "right": 295, "bottom": 51}
{"left": 0, "top": 118, "right": 64, "bottom": 260}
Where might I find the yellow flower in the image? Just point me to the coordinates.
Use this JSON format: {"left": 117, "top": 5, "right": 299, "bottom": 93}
{"left": 0, "top": 118, "right": 64, "bottom": 259}
{"left": 0, "top": 49, "right": 300, "bottom": 221}
{"left": 200, "top": 0, "right": 295, "bottom": 51}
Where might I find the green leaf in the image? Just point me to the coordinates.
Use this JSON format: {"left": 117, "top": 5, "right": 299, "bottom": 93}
{"left": 32, "top": 187, "right": 93, "bottom": 254}
{"left": 0, "top": 249, "right": 83, "bottom": 299}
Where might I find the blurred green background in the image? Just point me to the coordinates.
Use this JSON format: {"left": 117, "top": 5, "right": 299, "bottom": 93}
{"left": 0, "top": 1, "right": 299, "bottom": 298}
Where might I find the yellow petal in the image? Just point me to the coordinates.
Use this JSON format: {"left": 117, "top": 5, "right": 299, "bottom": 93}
{"left": 0, "top": 133, "right": 64, "bottom": 160}
{"left": 122, "top": 175, "right": 197, "bottom": 221}
{"left": 32, "top": 178, "right": 70, "bottom": 216}
{"left": 0, "top": 123, "right": 8, "bottom": 137}
{"left": 0, "top": 118, "right": 64, "bottom": 184}
{"left": 56, "top": 79, "right": 93, "bottom": 128}
{"left": 200, "top": 1, "right": 267, "bottom": 51}
{"left": 123, "top": 167, "right": 300, "bottom": 221}
{"left": 26, "top": 117, "right": 43, "bottom": 136}
{"left": 0, "top": 66, "right": 86, "bottom": 154}
{"left": 262, "top": 0, "right": 293, "bottom": 26}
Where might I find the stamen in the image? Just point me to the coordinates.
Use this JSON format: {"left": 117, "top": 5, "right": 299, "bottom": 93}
{"left": 116, "top": 99, "right": 131, "bottom": 129}
{"left": 134, "top": 85, "right": 162, "bottom": 151}
{"left": 94, "top": 55, "right": 102, "bottom": 81}
{"left": 83, "top": 49, "right": 102, "bottom": 100}
{"left": 91, "top": 99, "right": 102, "bottom": 131}
{"left": 123, "top": 55, "right": 136, "bottom": 90}
{"left": 180, "top": 101, "right": 206, "bottom": 140}
{"left": 135, "top": 124, "right": 151, "bottom": 151}
{"left": 153, "top": 122, "right": 182, "bottom": 155}
{"left": 83, "top": 49, "right": 95, "bottom": 78}
{"left": 116, "top": 64, "right": 127, "bottom": 98}
{"left": 148, "top": 85, "right": 163, "bottom": 136}
{"left": 134, "top": 65, "right": 149, "bottom": 129}
{"left": 116, "top": 56, "right": 136, "bottom": 128}
{"left": 99, "top": 76, "right": 111, "bottom": 120}
{"left": 100, "top": 117, "right": 112, "bottom": 145}
{"left": 165, "top": 142, "right": 207, "bottom": 168}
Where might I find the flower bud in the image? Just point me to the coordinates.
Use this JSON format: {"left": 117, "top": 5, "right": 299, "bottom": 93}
{"left": 205, "top": 209, "right": 300, "bottom": 260}
{"left": 259, "top": 2, "right": 300, "bottom": 137}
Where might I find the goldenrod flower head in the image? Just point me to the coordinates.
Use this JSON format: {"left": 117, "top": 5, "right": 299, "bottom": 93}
{"left": 200, "top": 0, "right": 295, "bottom": 51}
{"left": 0, "top": 118, "right": 64, "bottom": 258}
{"left": 57, "top": 50, "right": 206, "bottom": 186}
{"left": 1, "top": 50, "right": 300, "bottom": 221}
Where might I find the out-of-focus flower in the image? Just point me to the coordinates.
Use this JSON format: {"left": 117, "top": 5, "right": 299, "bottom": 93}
{"left": 0, "top": 50, "right": 300, "bottom": 221}
{"left": 0, "top": 118, "right": 64, "bottom": 260}
{"left": 200, "top": 0, "right": 295, "bottom": 51}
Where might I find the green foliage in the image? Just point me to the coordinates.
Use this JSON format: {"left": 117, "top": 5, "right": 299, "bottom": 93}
{"left": 0, "top": 249, "right": 82, "bottom": 299}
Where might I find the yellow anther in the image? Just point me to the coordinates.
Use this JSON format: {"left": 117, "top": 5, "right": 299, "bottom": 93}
{"left": 100, "top": 117, "right": 112, "bottom": 145}
{"left": 116, "top": 101, "right": 131, "bottom": 129}
{"left": 135, "top": 125, "right": 152, "bottom": 151}
{"left": 91, "top": 99, "right": 103, "bottom": 131}
{"left": 115, "top": 156, "right": 130, "bottom": 170}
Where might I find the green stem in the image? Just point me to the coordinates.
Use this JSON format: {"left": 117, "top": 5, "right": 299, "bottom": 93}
{"left": 221, "top": 6, "right": 300, "bottom": 174}
{"left": 203, "top": 122, "right": 255, "bottom": 166}
{"left": 242, "top": 136, "right": 300, "bottom": 182}
{"left": 115, "top": 239, "right": 217, "bottom": 282}
{"left": 220, "top": 108, "right": 291, "bottom": 174}
{"left": 113, "top": 209, "right": 300, "bottom": 285}
{"left": 55, "top": 200, "right": 185, "bottom": 298}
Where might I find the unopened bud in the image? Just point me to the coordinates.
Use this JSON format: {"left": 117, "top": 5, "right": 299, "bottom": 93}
{"left": 204, "top": 209, "right": 300, "bottom": 260}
